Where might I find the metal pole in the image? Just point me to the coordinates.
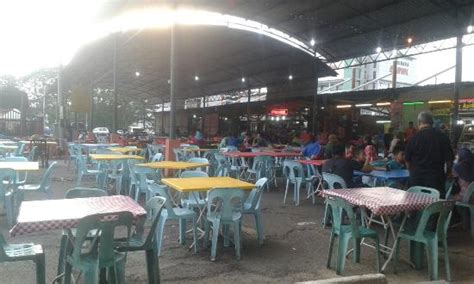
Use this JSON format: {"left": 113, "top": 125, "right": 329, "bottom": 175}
{"left": 169, "top": 22, "right": 177, "bottom": 139}
{"left": 312, "top": 60, "right": 319, "bottom": 135}
{"left": 391, "top": 60, "right": 398, "bottom": 88}
{"left": 161, "top": 100, "right": 165, "bottom": 135}
{"left": 247, "top": 88, "right": 251, "bottom": 130}
{"left": 452, "top": 34, "right": 463, "bottom": 142}
{"left": 113, "top": 35, "right": 118, "bottom": 132}
{"left": 57, "top": 64, "right": 64, "bottom": 139}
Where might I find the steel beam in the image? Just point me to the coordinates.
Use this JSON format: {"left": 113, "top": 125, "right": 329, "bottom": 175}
{"left": 452, "top": 34, "right": 463, "bottom": 143}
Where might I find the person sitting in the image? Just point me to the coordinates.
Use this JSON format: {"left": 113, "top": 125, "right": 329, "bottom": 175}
{"left": 301, "top": 136, "right": 321, "bottom": 159}
{"left": 387, "top": 146, "right": 407, "bottom": 170}
{"left": 324, "top": 134, "right": 339, "bottom": 159}
{"left": 364, "top": 144, "right": 378, "bottom": 163}
{"left": 252, "top": 133, "right": 268, "bottom": 147}
{"left": 322, "top": 144, "right": 372, "bottom": 188}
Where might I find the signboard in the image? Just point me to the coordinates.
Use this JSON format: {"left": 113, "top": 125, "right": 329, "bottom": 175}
{"left": 460, "top": 98, "right": 474, "bottom": 111}
{"left": 270, "top": 108, "right": 288, "bottom": 116}
{"left": 71, "top": 85, "right": 92, "bottom": 113}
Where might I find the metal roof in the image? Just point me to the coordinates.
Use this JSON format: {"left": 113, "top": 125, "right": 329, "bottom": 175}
{"left": 64, "top": 0, "right": 474, "bottom": 103}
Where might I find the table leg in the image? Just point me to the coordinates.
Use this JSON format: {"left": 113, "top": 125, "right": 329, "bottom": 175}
{"left": 381, "top": 214, "right": 408, "bottom": 272}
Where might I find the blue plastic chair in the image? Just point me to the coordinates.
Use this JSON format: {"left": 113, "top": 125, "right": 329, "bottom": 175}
{"left": 27, "top": 146, "right": 38, "bottom": 161}
{"left": 242, "top": 178, "right": 268, "bottom": 246}
{"left": 17, "top": 161, "right": 58, "bottom": 201}
{"left": 203, "top": 188, "right": 245, "bottom": 261}
{"left": 13, "top": 143, "right": 26, "bottom": 157}
{"left": 180, "top": 170, "right": 208, "bottom": 209}
{"left": 105, "top": 160, "right": 124, "bottom": 194}
{"left": 321, "top": 173, "right": 347, "bottom": 228}
{"left": 76, "top": 155, "right": 103, "bottom": 187}
{"left": 151, "top": 185, "right": 198, "bottom": 256}
{"left": 2, "top": 156, "right": 28, "bottom": 188}
{"left": 151, "top": 153, "right": 163, "bottom": 162}
{"left": 131, "top": 166, "right": 160, "bottom": 202}
{"left": 0, "top": 169, "right": 17, "bottom": 226}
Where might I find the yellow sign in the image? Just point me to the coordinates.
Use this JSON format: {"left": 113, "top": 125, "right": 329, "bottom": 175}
{"left": 71, "top": 85, "right": 91, "bottom": 113}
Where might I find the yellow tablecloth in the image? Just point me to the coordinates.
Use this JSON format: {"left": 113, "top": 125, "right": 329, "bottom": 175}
{"left": 107, "top": 147, "right": 142, "bottom": 154}
{"left": 136, "top": 161, "right": 209, "bottom": 170}
{"left": 0, "top": 162, "right": 39, "bottom": 171}
{"left": 89, "top": 154, "right": 144, "bottom": 161}
{"left": 161, "top": 177, "right": 255, "bottom": 192}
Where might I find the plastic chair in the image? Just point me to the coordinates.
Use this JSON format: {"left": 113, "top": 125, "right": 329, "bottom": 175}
{"left": 453, "top": 182, "right": 474, "bottom": 237}
{"left": 13, "top": 143, "right": 26, "bottom": 157}
{"left": 2, "top": 156, "right": 28, "bottom": 188}
{"left": 76, "top": 155, "right": 103, "bottom": 187}
{"left": 173, "top": 148, "right": 186, "bottom": 161}
{"left": 213, "top": 152, "right": 238, "bottom": 177}
{"left": 407, "top": 186, "right": 440, "bottom": 199}
{"left": 0, "top": 169, "right": 17, "bottom": 226}
{"left": 27, "top": 146, "right": 38, "bottom": 161}
{"left": 0, "top": 233, "right": 45, "bottom": 284}
{"left": 131, "top": 166, "right": 160, "bottom": 202}
{"left": 179, "top": 170, "right": 208, "bottom": 209}
{"left": 203, "top": 188, "right": 245, "bottom": 261}
{"left": 283, "top": 160, "right": 314, "bottom": 206}
{"left": 326, "top": 196, "right": 381, "bottom": 275}
{"left": 116, "top": 196, "right": 166, "bottom": 284}
{"left": 17, "top": 161, "right": 58, "bottom": 201}
{"left": 242, "top": 178, "right": 268, "bottom": 246}
{"left": 151, "top": 153, "right": 163, "bottom": 162}
{"left": 63, "top": 211, "right": 134, "bottom": 284}
{"left": 188, "top": 157, "right": 209, "bottom": 172}
{"left": 394, "top": 201, "right": 454, "bottom": 281}
{"left": 151, "top": 185, "right": 198, "bottom": 255}
{"left": 321, "top": 173, "right": 347, "bottom": 228}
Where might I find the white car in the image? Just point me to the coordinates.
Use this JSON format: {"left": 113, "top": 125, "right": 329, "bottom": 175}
{"left": 93, "top": 127, "right": 110, "bottom": 135}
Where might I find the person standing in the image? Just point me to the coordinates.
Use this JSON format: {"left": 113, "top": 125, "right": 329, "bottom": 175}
{"left": 405, "top": 121, "right": 417, "bottom": 141}
{"left": 405, "top": 111, "right": 454, "bottom": 198}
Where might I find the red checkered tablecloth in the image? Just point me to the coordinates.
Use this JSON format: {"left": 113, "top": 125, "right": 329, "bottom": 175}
{"left": 10, "top": 195, "right": 146, "bottom": 237}
{"left": 224, "top": 151, "right": 301, "bottom": 158}
{"left": 323, "top": 187, "right": 438, "bottom": 216}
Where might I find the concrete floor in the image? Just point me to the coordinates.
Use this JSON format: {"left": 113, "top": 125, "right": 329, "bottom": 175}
{"left": 1, "top": 161, "right": 473, "bottom": 283}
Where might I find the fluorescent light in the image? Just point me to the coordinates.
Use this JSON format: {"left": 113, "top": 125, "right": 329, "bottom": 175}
{"left": 192, "top": 114, "right": 197, "bottom": 118}
{"left": 135, "top": 71, "right": 140, "bottom": 77}
{"left": 403, "top": 101, "right": 424, "bottom": 106}
{"left": 355, "top": 103, "right": 372, "bottom": 107}
{"left": 468, "top": 25, "right": 473, "bottom": 33}
{"left": 375, "top": 47, "right": 382, "bottom": 53}
{"left": 194, "top": 75, "right": 199, "bottom": 81}
{"left": 276, "top": 117, "right": 280, "bottom": 121}
{"left": 336, "top": 104, "right": 352, "bottom": 109}
{"left": 428, "top": 100, "right": 452, "bottom": 104}
{"left": 271, "top": 117, "right": 275, "bottom": 121}
{"left": 310, "top": 39, "right": 315, "bottom": 46}
{"left": 282, "top": 116, "right": 286, "bottom": 120}
{"left": 376, "top": 120, "right": 391, "bottom": 124}
{"left": 241, "top": 77, "right": 245, "bottom": 83}
{"left": 288, "top": 75, "right": 293, "bottom": 80}
{"left": 376, "top": 102, "right": 391, "bottom": 106}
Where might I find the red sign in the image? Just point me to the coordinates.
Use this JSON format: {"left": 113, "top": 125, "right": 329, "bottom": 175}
{"left": 270, "top": 108, "right": 288, "bottom": 116}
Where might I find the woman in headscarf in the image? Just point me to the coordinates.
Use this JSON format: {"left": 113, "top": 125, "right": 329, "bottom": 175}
{"left": 453, "top": 148, "right": 474, "bottom": 204}
{"left": 364, "top": 144, "right": 378, "bottom": 163}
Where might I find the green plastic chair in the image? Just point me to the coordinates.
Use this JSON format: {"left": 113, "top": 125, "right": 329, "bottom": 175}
{"left": 2, "top": 156, "right": 28, "bottom": 189}
{"left": 131, "top": 166, "right": 160, "bottom": 202}
{"left": 0, "top": 233, "right": 45, "bottom": 284}
{"left": 326, "top": 196, "right": 381, "bottom": 275}
{"left": 242, "top": 178, "right": 268, "bottom": 246}
{"left": 321, "top": 173, "right": 347, "bottom": 228}
{"left": 407, "top": 186, "right": 440, "bottom": 199}
{"left": 283, "top": 160, "right": 315, "bottom": 206}
{"left": 27, "top": 146, "right": 38, "bottom": 161}
{"left": 63, "top": 211, "right": 134, "bottom": 284}
{"left": 203, "top": 188, "right": 245, "bottom": 261}
{"left": 187, "top": 157, "right": 209, "bottom": 172}
{"left": 152, "top": 185, "right": 198, "bottom": 256}
{"left": 13, "top": 142, "right": 26, "bottom": 157}
{"left": 0, "top": 169, "right": 17, "bottom": 226}
{"left": 393, "top": 200, "right": 454, "bottom": 281}
{"left": 57, "top": 187, "right": 109, "bottom": 278}
{"left": 17, "top": 161, "right": 58, "bottom": 201}
{"left": 76, "top": 155, "right": 103, "bottom": 187}
{"left": 117, "top": 196, "right": 166, "bottom": 284}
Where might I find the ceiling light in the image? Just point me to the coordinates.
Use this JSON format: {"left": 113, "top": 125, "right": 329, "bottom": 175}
{"left": 376, "top": 120, "right": 391, "bottom": 124}
{"left": 241, "top": 77, "right": 245, "bottom": 83}
{"left": 407, "top": 37, "right": 413, "bottom": 44}
{"left": 336, "top": 104, "right": 352, "bottom": 109}
{"left": 457, "top": 120, "right": 465, "bottom": 125}
{"left": 271, "top": 117, "right": 275, "bottom": 121}
{"left": 276, "top": 117, "right": 280, "bottom": 121}
{"left": 282, "top": 116, "right": 286, "bottom": 120}
{"left": 321, "top": 106, "right": 325, "bottom": 110}
{"left": 194, "top": 75, "right": 199, "bottom": 81}
{"left": 288, "top": 75, "right": 293, "bottom": 80}
{"left": 376, "top": 102, "right": 391, "bottom": 106}
{"left": 355, "top": 103, "right": 372, "bottom": 107}
{"left": 310, "top": 39, "right": 315, "bottom": 46}
{"left": 135, "top": 71, "right": 140, "bottom": 77}
{"left": 428, "top": 100, "right": 452, "bottom": 104}
{"left": 403, "top": 101, "right": 424, "bottom": 106}
{"left": 193, "top": 114, "right": 197, "bottom": 118}
{"left": 468, "top": 25, "right": 473, "bottom": 33}
{"left": 375, "top": 47, "right": 382, "bottom": 53}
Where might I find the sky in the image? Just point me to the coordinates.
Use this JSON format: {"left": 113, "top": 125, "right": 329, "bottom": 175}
{"left": 0, "top": 0, "right": 473, "bottom": 87}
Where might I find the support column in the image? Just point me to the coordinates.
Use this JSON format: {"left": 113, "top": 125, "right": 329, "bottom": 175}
{"left": 247, "top": 88, "right": 251, "bottom": 130}
{"left": 112, "top": 35, "right": 118, "bottom": 132}
{"left": 57, "top": 64, "right": 64, "bottom": 139}
{"left": 391, "top": 60, "right": 398, "bottom": 88}
{"left": 452, "top": 34, "right": 463, "bottom": 143}
{"left": 161, "top": 101, "right": 165, "bottom": 135}
{"left": 312, "top": 59, "right": 319, "bottom": 134}
{"left": 169, "top": 24, "right": 177, "bottom": 139}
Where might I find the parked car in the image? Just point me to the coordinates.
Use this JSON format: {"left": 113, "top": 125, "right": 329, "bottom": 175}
{"left": 458, "top": 124, "right": 474, "bottom": 151}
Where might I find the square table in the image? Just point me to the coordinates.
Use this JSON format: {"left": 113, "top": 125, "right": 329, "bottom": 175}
{"left": 0, "top": 161, "right": 39, "bottom": 171}
{"left": 136, "top": 161, "right": 209, "bottom": 171}
{"left": 10, "top": 195, "right": 146, "bottom": 236}
{"left": 323, "top": 187, "right": 437, "bottom": 271}
{"left": 161, "top": 176, "right": 255, "bottom": 192}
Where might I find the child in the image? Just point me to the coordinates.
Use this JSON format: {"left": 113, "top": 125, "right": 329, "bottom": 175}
{"left": 387, "top": 146, "right": 406, "bottom": 170}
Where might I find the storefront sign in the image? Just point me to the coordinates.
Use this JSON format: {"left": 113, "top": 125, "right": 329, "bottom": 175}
{"left": 270, "top": 108, "right": 288, "bottom": 116}
{"left": 460, "top": 98, "right": 474, "bottom": 111}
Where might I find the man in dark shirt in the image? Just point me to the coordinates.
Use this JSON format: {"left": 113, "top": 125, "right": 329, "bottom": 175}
{"left": 405, "top": 111, "right": 454, "bottom": 198}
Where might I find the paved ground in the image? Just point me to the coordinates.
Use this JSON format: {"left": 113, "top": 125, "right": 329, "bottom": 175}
{"left": 1, "top": 161, "right": 473, "bottom": 283}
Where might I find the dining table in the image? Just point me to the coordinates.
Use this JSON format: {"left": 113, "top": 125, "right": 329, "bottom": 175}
{"left": 323, "top": 187, "right": 438, "bottom": 271}
{"left": 0, "top": 161, "right": 39, "bottom": 171}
